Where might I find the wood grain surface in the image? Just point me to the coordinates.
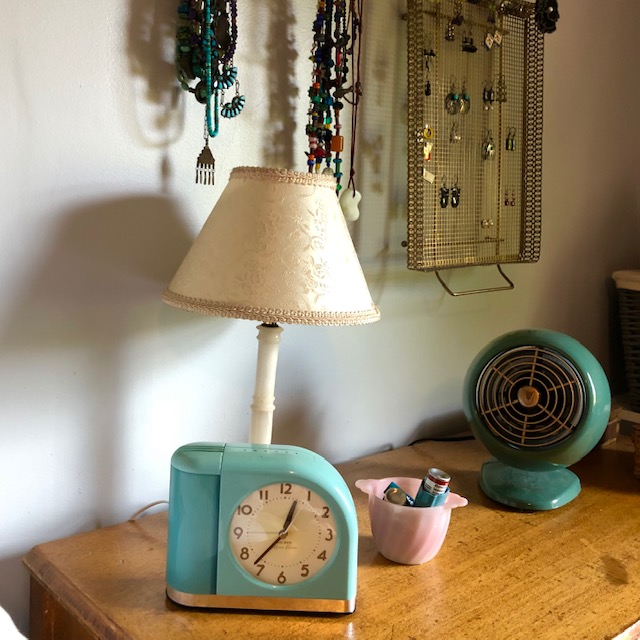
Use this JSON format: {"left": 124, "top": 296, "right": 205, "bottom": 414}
{"left": 24, "top": 438, "right": 640, "bottom": 640}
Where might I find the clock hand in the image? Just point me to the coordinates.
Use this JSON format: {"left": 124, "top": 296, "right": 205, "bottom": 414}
{"left": 254, "top": 500, "right": 298, "bottom": 565}
{"left": 279, "top": 500, "right": 298, "bottom": 535}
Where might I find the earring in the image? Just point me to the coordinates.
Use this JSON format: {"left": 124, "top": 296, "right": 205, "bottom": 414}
{"left": 506, "top": 128, "right": 516, "bottom": 151}
{"left": 450, "top": 122, "right": 461, "bottom": 144}
{"left": 460, "top": 80, "right": 471, "bottom": 114}
{"left": 451, "top": 182, "right": 460, "bottom": 208}
{"left": 445, "top": 20, "right": 455, "bottom": 41}
{"left": 423, "top": 140, "right": 433, "bottom": 162}
{"left": 440, "top": 181, "right": 449, "bottom": 208}
{"left": 423, "top": 49, "right": 435, "bottom": 97}
{"left": 445, "top": 78, "right": 462, "bottom": 115}
{"left": 452, "top": 1, "right": 464, "bottom": 26}
{"left": 496, "top": 75, "right": 507, "bottom": 103}
{"left": 422, "top": 125, "right": 435, "bottom": 183}
{"left": 484, "top": 32, "right": 495, "bottom": 50}
{"left": 221, "top": 81, "right": 246, "bottom": 119}
{"left": 214, "top": 65, "right": 238, "bottom": 91}
{"left": 504, "top": 190, "right": 516, "bottom": 206}
{"left": 446, "top": 2, "right": 464, "bottom": 41}
{"left": 482, "top": 83, "right": 495, "bottom": 110}
{"left": 462, "top": 31, "right": 477, "bottom": 53}
{"left": 482, "top": 130, "right": 496, "bottom": 160}
{"left": 423, "top": 48, "right": 436, "bottom": 65}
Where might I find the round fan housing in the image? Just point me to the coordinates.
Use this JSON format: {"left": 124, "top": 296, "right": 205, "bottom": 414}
{"left": 463, "top": 329, "right": 611, "bottom": 510}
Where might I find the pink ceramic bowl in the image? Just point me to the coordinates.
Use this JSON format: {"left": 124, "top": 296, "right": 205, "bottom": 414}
{"left": 355, "top": 476, "right": 468, "bottom": 565}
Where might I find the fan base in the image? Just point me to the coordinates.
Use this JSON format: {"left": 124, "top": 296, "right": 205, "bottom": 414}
{"left": 480, "top": 459, "right": 581, "bottom": 510}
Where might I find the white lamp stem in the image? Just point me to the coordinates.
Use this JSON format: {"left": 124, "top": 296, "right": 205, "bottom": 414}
{"left": 249, "top": 323, "right": 284, "bottom": 444}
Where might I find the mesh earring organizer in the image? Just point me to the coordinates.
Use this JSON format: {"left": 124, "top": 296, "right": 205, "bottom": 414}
{"left": 406, "top": 0, "right": 544, "bottom": 295}
{"left": 462, "top": 329, "right": 611, "bottom": 510}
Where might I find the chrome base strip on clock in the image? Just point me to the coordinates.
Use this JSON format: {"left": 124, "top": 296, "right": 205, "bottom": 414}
{"left": 166, "top": 587, "right": 356, "bottom": 614}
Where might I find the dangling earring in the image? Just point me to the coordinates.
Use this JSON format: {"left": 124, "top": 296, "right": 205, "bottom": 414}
{"left": 445, "top": 77, "right": 462, "bottom": 115}
{"left": 482, "top": 130, "right": 496, "bottom": 160}
{"left": 496, "top": 75, "right": 508, "bottom": 103}
{"left": 506, "top": 128, "right": 516, "bottom": 151}
{"left": 452, "top": 1, "right": 465, "bottom": 26}
{"left": 445, "top": 20, "right": 455, "bottom": 41}
{"left": 450, "top": 122, "right": 461, "bottom": 144}
{"left": 460, "top": 79, "right": 471, "bottom": 114}
{"left": 423, "top": 48, "right": 435, "bottom": 96}
{"left": 440, "top": 181, "right": 449, "bottom": 208}
{"left": 422, "top": 125, "right": 435, "bottom": 183}
{"left": 221, "top": 80, "right": 246, "bottom": 119}
{"left": 482, "top": 82, "right": 495, "bottom": 110}
{"left": 462, "top": 30, "right": 477, "bottom": 53}
{"left": 484, "top": 31, "right": 495, "bottom": 50}
{"left": 451, "top": 181, "right": 461, "bottom": 208}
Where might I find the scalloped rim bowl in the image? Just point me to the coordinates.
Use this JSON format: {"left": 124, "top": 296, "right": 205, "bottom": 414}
{"left": 356, "top": 476, "right": 468, "bottom": 565}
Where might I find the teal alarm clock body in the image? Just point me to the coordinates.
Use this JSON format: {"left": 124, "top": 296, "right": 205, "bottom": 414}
{"left": 166, "top": 442, "right": 358, "bottom": 613}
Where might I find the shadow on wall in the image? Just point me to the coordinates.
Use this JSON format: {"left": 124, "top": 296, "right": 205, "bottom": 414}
{"left": 0, "top": 196, "right": 204, "bottom": 632}
{"left": 0, "top": 195, "right": 198, "bottom": 630}
{"left": 125, "top": 0, "right": 185, "bottom": 190}
{"left": 0, "top": 195, "right": 194, "bottom": 350}
{"left": 408, "top": 410, "right": 472, "bottom": 447}
{"left": 126, "top": 0, "right": 183, "bottom": 145}
{"left": 263, "top": 0, "right": 299, "bottom": 169}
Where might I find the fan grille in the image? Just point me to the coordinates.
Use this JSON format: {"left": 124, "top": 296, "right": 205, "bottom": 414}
{"left": 475, "top": 345, "right": 586, "bottom": 449}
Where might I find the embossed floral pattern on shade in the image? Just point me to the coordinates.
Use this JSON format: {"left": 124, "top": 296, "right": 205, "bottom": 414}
{"left": 163, "top": 167, "right": 380, "bottom": 326}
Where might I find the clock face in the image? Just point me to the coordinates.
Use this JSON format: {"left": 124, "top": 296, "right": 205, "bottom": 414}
{"left": 228, "top": 481, "right": 338, "bottom": 586}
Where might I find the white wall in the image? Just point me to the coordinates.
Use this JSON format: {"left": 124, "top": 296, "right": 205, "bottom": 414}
{"left": 1, "top": 0, "right": 640, "bottom": 634}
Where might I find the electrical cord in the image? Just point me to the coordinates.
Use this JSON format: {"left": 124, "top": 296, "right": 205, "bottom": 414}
{"left": 408, "top": 433, "right": 475, "bottom": 447}
{"left": 128, "top": 500, "right": 169, "bottom": 522}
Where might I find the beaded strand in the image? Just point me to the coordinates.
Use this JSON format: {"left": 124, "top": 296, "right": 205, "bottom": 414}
{"left": 175, "top": 0, "right": 245, "bottom": 184}
{"left": 306, "top": 0, "right": 363, "bottom": 193}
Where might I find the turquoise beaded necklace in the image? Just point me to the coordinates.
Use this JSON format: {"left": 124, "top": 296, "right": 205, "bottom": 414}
{"left": 176, "top": 0, "right": 244, "bottom": 185}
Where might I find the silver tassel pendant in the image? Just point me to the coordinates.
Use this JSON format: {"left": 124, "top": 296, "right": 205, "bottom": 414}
{"left": 195, "top": 138, "right": 215, "bottom": 185}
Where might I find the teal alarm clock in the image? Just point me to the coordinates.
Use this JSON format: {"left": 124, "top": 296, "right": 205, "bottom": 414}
{"left": 166, "top": 442, "right": 358, "bottom": 613}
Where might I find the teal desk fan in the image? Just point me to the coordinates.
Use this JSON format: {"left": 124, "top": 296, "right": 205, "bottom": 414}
{"left": 462, "top": 329, "right": 611, "bottom": 510}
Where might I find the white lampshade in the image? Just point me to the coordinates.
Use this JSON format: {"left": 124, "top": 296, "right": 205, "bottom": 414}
{"left": 163, "top": 166, "right": 380, "bottom": 326}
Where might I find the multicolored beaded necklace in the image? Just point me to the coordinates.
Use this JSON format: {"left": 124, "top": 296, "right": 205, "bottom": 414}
{"left": 306, "top": 0, "right": 363, "bottom": 193}
{"left": 176, "top": 0, "right": 245, "bottom": 185}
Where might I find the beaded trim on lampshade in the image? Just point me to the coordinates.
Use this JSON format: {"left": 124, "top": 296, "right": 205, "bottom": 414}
{"left": 163, "top": 166, "right": 380, "bottom": 326}
{"left": 162, "top": 291, "right": 379, "bottom": 326}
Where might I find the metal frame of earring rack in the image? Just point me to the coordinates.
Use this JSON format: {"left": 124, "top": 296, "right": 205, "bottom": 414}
{"left": 406, "top": 0, "right": 543, "bottom": 295}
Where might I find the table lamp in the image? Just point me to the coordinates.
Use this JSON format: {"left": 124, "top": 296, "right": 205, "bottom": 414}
{"left": 163, "top": 166, "right": 380, "bottom": 444}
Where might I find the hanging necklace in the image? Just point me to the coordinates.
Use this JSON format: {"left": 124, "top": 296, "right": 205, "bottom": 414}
{"left": 306, "top": 0, "right": 363, "bottom": 194}
{"left": 176, "top": 0, "right": 245, "bottom": 185}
